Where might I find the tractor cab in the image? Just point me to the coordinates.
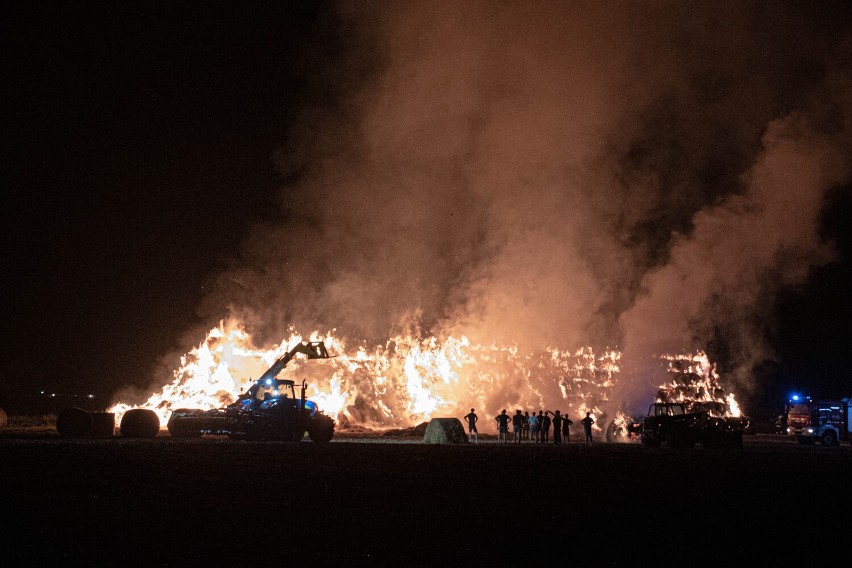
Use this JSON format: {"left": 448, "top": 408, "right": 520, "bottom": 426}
{"left": 649, "top": 402, "right": 687, "bottom": 416}
{"left": 234, "top": 378, "right": 297, "bottom": 411}
{"left": 233, "top": 378, "right": 318, "bottom": 415}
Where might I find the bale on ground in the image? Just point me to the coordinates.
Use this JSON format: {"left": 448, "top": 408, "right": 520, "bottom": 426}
{"left": 88, "top": 412, "right": 115, "bottom": 437}
{"left": 120, "top": 408, "right": 160, "bottom": 438}
{"left": 0, "top": 407, "right": 6, "bottom": 429}
{"left": 56, "top": 407, "right": 93, "bottom": 438}
{"left": 422, "top": 418, "right": 469, "bottom": 444}
{"left": 412, "top": 421, "right": 429, "bottom": 436}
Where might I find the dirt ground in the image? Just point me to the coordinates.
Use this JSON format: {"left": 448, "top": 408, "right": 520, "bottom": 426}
{"left": 1, "top": 431, "right": 849, "bottom": 566}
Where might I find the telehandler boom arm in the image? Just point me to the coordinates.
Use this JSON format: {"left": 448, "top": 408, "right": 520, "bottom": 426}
{"left": 256, "top": 341, "right": 331, "bottom": 384}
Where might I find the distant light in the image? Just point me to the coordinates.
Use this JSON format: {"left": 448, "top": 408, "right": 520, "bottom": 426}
{"left": 87, "top": 394, "right": 95, "bottom": 399}
{"left": 40, "top": 390, "right": 44, "bottom": 395}
{"left": 265, "top": 378, "right": 272, "bottom": 385}
{"left": 51, "top": 393, "right": 56, "bottom": 397}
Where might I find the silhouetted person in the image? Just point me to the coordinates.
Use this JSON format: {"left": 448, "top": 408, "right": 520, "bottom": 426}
{"left": 540, "top": 411, "right": 551, "bottom": 444}
{"left": 512, "top": 410, "right": 523, "bottom": 443}
{"left": 536, "top": 410, "right": 545, "bottom": 443}
{"left": 562, "top": 414, "right": 573, "bottom": 444}
{"left": 527, "top": 411, "right": 538, "bottom": 442}
{"left": 522, "top": 411, "right": 530, "bottom": 440}
{"left": 495, "top": 409, "right": 511, "bottom": 444}
{"left": 551, "top": 410, "right": 563, "bottom": 445}
{"left": 581, "top": 412, "right": 595, "bottom": 446}
{"left": 464, "top": 408, "right": 479, "bottom": 443}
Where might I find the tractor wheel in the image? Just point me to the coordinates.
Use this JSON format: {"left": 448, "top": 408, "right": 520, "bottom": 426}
{"left": 819, "top": 430, "right": 838, "bottom": 447}
{"left": 641, "top": 436, "right": 661, "bottom": 448}
{"left": 168, "top": 420, "right": 202, "bottom": 438}
{"left": 308, "top": 416, "right": 334, "bottom": 443}
{"left": 667, "top": 431, "right": 692, "bottom": 449}
{"left": 244, "top": 418, "right": 274, "bottom": 441}
{"left": 731, "top": 431, "right": 744, "bottom": 449}
{"left": 120, "top": 409, "right": 160, "bottom": 438}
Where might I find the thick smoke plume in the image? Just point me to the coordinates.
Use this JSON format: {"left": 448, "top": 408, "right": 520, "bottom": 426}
{"left": 194, "top": 2, "right": 851, "bottom": 417}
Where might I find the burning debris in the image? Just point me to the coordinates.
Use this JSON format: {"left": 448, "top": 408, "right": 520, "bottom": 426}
{"left": 110, "top": 320, "right": 747, "bottom": 441}
{"left": 657, "top": 352, "right": 744, "bottom": 420}
{"left": 604, "top": 352, "right": 751, "bottom": 444}
{"left": 96, "top": 4, "right": 849, "bottom": 446}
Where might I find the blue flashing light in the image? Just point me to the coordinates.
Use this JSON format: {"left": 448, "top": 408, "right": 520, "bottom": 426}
{"left": 265, "top": 378, "right": 273, "bottom": 385}
{"left": 789, "top": 393, "right": 812, "bottom": 404}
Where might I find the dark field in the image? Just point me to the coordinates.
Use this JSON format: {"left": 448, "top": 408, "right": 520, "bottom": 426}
{"left": 1, "top": 433, "right": 849, "bottom": 566}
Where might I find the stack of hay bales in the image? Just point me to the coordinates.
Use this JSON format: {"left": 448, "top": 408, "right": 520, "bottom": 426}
{"left": 55, "top": 407, "right": 159, "bottom": 438}
{"left": 422, "top": 418, "right": 468, "bottom": 444}
{"left": 56, "top": 408, "right": 118, "bottom": 438}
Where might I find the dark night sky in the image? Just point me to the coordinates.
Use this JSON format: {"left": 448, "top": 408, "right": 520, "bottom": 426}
{"left": 2, "top": 1, "right": 851, "bottom": 415}
{"left": 3, "top": 2, "right": 338, "bottom": 397}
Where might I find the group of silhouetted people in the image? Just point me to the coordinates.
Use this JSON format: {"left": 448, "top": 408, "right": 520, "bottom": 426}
{"left": 463, "top": 408, "right": 595, "bottom": 445}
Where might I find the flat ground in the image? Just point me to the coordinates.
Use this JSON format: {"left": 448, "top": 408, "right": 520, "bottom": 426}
{"left": 1, "top": 431, "right": 849, "bottom": 566}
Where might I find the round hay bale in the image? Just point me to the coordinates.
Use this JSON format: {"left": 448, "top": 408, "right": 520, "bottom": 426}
{"left": 422, "top": 418, "right": 469, "bottom": 444}
{"left": 56, "top": 407, "right": 93, "bottom": 438}
{"left": 0, "top": 407, "right": 7, "bottom": 429}
{"left": 88, "top": 412, "right": 116, "bottom": 437}
{"left": 120, "top": 408, "right": 160, "bottom": 438}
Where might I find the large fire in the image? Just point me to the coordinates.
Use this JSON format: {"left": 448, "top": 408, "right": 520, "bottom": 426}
{"left": 657, "top": 352, "right": 742, "bottom": 417}
{"left": 109, "top": 320, "right": 743, "bottom": 433}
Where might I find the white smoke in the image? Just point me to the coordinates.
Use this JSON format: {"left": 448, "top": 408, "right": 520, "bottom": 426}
{"left": 185, "top": 2, "right": 852, "bottom": 419}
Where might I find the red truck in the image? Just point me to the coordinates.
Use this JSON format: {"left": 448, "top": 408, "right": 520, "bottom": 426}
{"left": 785, "top": 395, "right": 852, "bottom": 446}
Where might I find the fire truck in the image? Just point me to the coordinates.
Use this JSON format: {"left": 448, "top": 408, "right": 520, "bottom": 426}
{"left": 785, "top": 395, "right": 852, "bottom": 446}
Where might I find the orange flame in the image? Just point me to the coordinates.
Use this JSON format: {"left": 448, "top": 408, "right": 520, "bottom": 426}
{"left": 657, "top": 351, "right": 742, "bottom": 417}
{"left": 110, "top": 320, "right": 744, "bottom": 431}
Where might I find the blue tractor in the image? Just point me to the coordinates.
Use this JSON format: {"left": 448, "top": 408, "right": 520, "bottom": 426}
{"left": 167, "top": 341, "right": 336, "bottom": 442}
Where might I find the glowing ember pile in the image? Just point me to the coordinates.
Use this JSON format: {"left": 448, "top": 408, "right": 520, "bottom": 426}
{"left": 110, "top": 321, "right": 744, "bottom": 433}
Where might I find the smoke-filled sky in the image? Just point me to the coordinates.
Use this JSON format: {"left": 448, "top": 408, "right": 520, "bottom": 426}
{"left": 4, "top": 1, "right": 852, "bottom": 414}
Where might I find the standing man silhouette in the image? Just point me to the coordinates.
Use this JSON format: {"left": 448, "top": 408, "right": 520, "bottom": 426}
{"left": 495, "top": 409, "right": 511, "bottom": 444}
{"left": 536, "top": 410, "right": 545, "bottom": 443}
{"left": 551, "top": 410, "right": 563, "bottom": 445}
{"left": 562, "top": 414, "right": 573, "bottom": 444}
{"left": 581, "top": 412, "right": 595, "bottom": 446}
{"left": 512, "top": 410, "right": 524, "bottom": 443}
{"left": 464, "top": 408, "right": 479, "bottom": 443}
{"left": 528, "top": 411, "right": 538, "bottom": 443}
{"left": 540, "top": 411, "right": 552, "bottom": 444}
